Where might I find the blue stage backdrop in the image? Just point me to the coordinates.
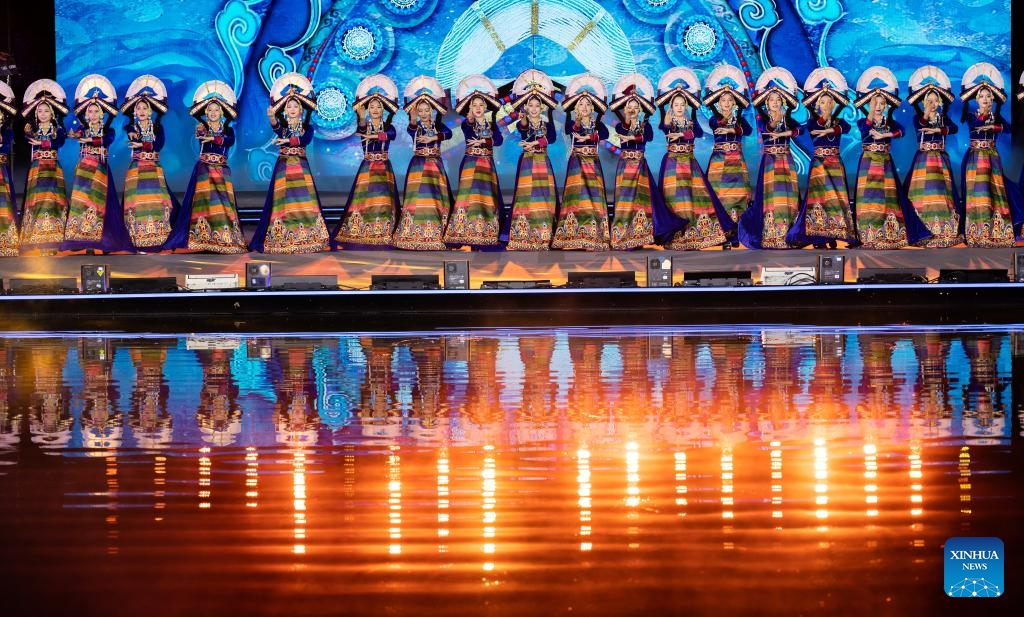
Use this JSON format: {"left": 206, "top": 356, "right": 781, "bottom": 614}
{"left": 55, "top": 0, "right": 1013, "bottom": 192}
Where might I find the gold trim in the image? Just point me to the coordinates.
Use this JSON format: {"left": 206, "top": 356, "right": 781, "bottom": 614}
{"left": 567, "top": 9, "right": 603, "bottom": 52}
{"left": 476, "top": 6, "right": 505, "bottom": 53}
{"left": 531, "top": 0, "right": 539, "bottom": 36}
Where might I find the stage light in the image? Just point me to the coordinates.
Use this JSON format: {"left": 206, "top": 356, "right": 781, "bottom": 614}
{"left": 443, "top": 261, "right": 470, "bottom": 290}
{"left": 246, "top": 262, "right": 272, "bottom": 289}
{"left": 855, "top": 268, "right": 927, "bottom": 284}
{"left": 817, "top": 255, "right": 845, "bottom": 285}
{"left": 938, "top": 269, "right": 1008, "bottom": 284}
{"left": 646, "top": 257, "right": 672, "bottom": 288}
{"left": 680, "top": 270, "right": 752, "bottom": 287}
{"left": 81, "top": 264, "right": 110, "bottom": 294}
{"left": 370, "top": 274, "right": 441, "bottom": 290}
{"left": 566, "top": 271, "right": 638, "bottom": 289}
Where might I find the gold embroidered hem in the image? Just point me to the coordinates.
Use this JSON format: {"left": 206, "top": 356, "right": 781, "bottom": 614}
{"left": 610, "top": 209, "right": 653, "bottom": 250}
{"left": 506, "top": 214, "right": 552, "bottom": 251}
{"left": 333, "top": 211, "right": 395, "bottom": 245}
{"left": 920, "top": 213, "right": 962, "bottom": 248}
{"left": 187, "top": 216, "right": 247, "bottom": 254}
{"left": 261, "top": 218, "right": 331, "bottom": 254}
{"left": 443, "top": 208, "right": 500, "bottom": 245}
{"left": 392, "top": 217, "right": 448, "bottom": 251}
{"left": 551, "top": 211, "right": 611, "bottom": 251}
{"left": 667, "top": 213, "right": 725, "bottom": 250}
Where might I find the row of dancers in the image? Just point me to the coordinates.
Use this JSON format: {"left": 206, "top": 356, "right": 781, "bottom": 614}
{"left": 0, "top": 62, "right": 1020, "bottom": 257}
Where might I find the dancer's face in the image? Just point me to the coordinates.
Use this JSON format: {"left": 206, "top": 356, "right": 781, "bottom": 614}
{"left": 870, "top": 94, "right": 886, "bottom": 116}
{"left": 576, "top": 97, "right": 593, "bottom": 118}
{"left": 671, "top": 95, "right": 687, "bottom": 116}
{"left": 526, "top": 97, "right": 542, "bottom": 119}
{"left": 766, "top": 92, "right": 782, "bottom": 114}
{"left": 85, "top": 103, "right": 103, "bottom": 125}
{"left": 284, "top": 99, "right": 302, "bottom": 120}
{"left": 367, "top": 99, "right": 383, "bottom": 120}
{"left": 719, "top": 92, "right": 735, "bottom": 115}
{"left": 469, "top": 97, "right": 486, "bottom": 120}
{"left": 976, "top": 88, "right": 993, "bottom": 113}
{"left": 817, "top": 95, "right": 834, "bottom": 118}
{"left": 416, "top": 101, "right": 431, "bottom": 123}
{"left": 624, "top": 99, "right": 639, "bottom": 119}
{"left": 35, "top": 103, "right": 53, "bottom": 123}
{"left": 923, "top": 91, "right": 940, "bottom": 115}
{"left": 206, "top": 102, "right": 223, "bottom": 122}
{"left": 134, "top": 100, "right": 152, "bottom": 122}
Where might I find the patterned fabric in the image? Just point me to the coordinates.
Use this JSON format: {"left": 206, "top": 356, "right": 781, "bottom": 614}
{"left": 552, "top": 153, "right": 610, "bottom": 250}
{"left": 962, "top": 147, "right": 1014, "bottom": 247}
{"left": 797, "top": 153, "right": 856, "bottom": 243}
{"left": 123, "top": 158, "right": 175, "bottom": 248}
{"left": 706, "top": 150, "right": 750, "bottom": 225}
{"left": 906, "top": 151, "right": 961, "bottom": 247}
{"left": 507, "top": 152, "right": 558, "bottom": 250}
{"left": 740, "top": 150, "right": 800, "bottom": 249}
{"left": 393, "top": 156, "right": 452, "bottom": 250}
{"left": 610, "top": 157, "right": 656, "bottom": 249}
{"left": 64, "top": 155, "right": 110, "bottom": 243}
{"left": 252, "top": 156, "right": 330, "bottom": 253}
{"left": 19, "top": 157, "right": 68, "bottom": 253}
{"left": 0, "top": 163, "right": 17, "bottom": 256}
{"left": 183, "top": 162, "right": 246, "bottom": 253}
{"left": 333, "top": 159, "right": 399, "bottom": 247}
{"left": 661, "top": 152, "right": 726, "bottom": 250}
{"left": 855, "top": 152, "right": 909, "bottom": 249}
{"left": 444, "top": 154, "right": 503, "bottom": 247}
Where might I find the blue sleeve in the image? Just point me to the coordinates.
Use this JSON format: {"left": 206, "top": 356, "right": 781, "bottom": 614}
{"left": 102, "top": 127, "right": 115, "bottom": 147}
{"left": 857, "top": 118, "right": 872, "bottom": 138}
{"left": 461, "top": 122, "right": 474, "bottom": 141}
{"left": 659, "top": 119, "right": 670, "bottom": 135}
{"left": 691, "top": 120, "right": 703, "bottom": 138}
{"left": 944, "top": 118, "right": 958, "bottom": 135}
{"left": 491, "top": 124, "right": 503, "bottom": 147}
{"left": 891, "top": 119, "right": 905, "bottom": 138}
{"left": 385, "top": 125, "right": 397, "bottom": 141}
{"left": 153, "top": 124, "right": 166, "bottom": 151}
{"left": 597, "top": 122, "right": 609, "bottom": 140}
{"left": 439, "top": 123, "right": 453, "bottom": 141}
{"left": 406, "top": 124, "right": 418, "bottom": 139}
{"left": 738, "top": 116, "right": 753, "bottom": 136}
{"left": 546, "top": 121, "right": 556, "bottom": 143}
{"left": 913, "top": 115, "right": 924, "bottom": 131}
{"left": 298, "top": 128, "right": 314, "bottom": 146}
{"left": 709, "top": 116, "right": 720, "bottom": 130}
{"left": 564, "top": 120, "right": 575, "bottom": 136}
{"left": 643, "top": 122, "right": 653, "bottom": 143}
{"left": 838, "top": 119, "right": 851, "bottom": 135}
{"left": 221, "top": 127, "right": 235, "bottom": 149}
{"left": 53, "top": 125, "right": 67, "bottom": 148}
{"left": 614, "top": 122, "right": 629, "bottom": 137}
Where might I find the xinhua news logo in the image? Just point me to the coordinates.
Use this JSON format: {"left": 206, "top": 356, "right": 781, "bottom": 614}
{"left": 945, "top": 537, "right": 1003, "bottom": 598}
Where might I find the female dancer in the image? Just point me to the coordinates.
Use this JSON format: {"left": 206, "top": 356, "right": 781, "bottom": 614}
{"left": 444, "top": 74, "right": 504, "bottom": 248}
{"left": 959, "top": 62, "right": 1015, "bottom": 247}
{"left": 852, "top": 66, "right": 930, "bottom": 249}
{"left": 552, "top": 73, "right": 610, "bottom": 250}
{"left": 739, "top": 67, "right": 801, "bottom": 249}
{"left": 392, "top": 75, "right": 453, "bottom": 250}
{"left": 19, "top": 79, "right": 69, "bottom": 255}
{"left": 788, "top": 67, "right": 857, "bottom": 248}
{"left": 61, "top": 74, "right": 133, "bottom": 254}
{"left": 249, "top": 72, "right": 330, "bottom": 253}
{"left": 332, "top": 74, "right": 401, "bottom": 248}
{"left": 162, "top": 80, "right": 247, "bottom": 253}
{"left": 904, "top": 66, "right": 961, "bottom": 247}
{"left": 0, "top": 82, "right": 17, "bottom": 256}
{"left": 702, "top": 65, "right": 753, "bottom": 245}
{"left": 505, "top": 69, "right": 559, "bottom": 251}
{"left": 656, "top": 67, "right": 730, "bottom": 250}
{"left": 608, "top": 73, "right": 680, "bottom": 249}
{"left": 120, "top": 75, "right": 179, "bottom": 250}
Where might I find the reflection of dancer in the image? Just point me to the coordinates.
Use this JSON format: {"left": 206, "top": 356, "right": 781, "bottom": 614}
{"left": 19, "top": 79, "right": 70, "bottom": 255}
{"left": 789, "top": 67, "right": 857, "bottom": 248}
{"left": 27, "top": 340, "right": 73, "bottom": 454}
{"left": 162, "top": 81, "right": 247, "bottom": 253}
{"left": 904, "top": 66, "right": 962, "bottom": 247}
{"left": 852, "top": 66, "right": 931, "bottom": 249}
{"left": 393, "top": 75, "right": 453, "bottom": 250}
{"left": 0, "top": 82, "right": 19, "bottom": 256}
{"left": 739, "top": 67, "right": 801, "bottom": 249}
{"left": 250, "top": 72, "right": 330, "bottom": 253}
{"left": 61, "top": 74, "right": 133, "bottom": 254}
{"left": 120, "top": 75, "right": 179, "bottom": 250}
{"left": 0, "top": 340, "right": 18, "bottom": 448}
{"left": 656, "top": 68, "right": 730, "bottom": 250}
{"left": 553, "top": 74, "right": 611, "bottom": 250}
{"left": 195, "top": 348, "right": 243, "bottom": 447}
{"left": 609, "top": 73, "right": 680, "bottom": 249}
{"left": 270, "top": 343, "right": 319, "bottom": 446}
{"left": 332, "top": 74, "right": 401, "bottom": 248}
{"left": 959, "top": 63, "right": 1015, "bottom": 247}
{"left": 77, "top": 338, "right": 122, "bottom": 450}
{"left": 444, "top": 75, "right": 504, "bottom": 248}
{"left": 703, "top": 66, "right": 753, "bottom": 244}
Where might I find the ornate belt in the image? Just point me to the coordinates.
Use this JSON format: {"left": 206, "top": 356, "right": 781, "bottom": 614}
{"left": 0, "top": 154, "right": 7, "bottom": 165}
{"left": 764, "top": 145, "right": 790, "bottom": 156}
{"left": 862, "top": 143, "right": 890, "bottom": 153}
{"left": 668, "top": 144, "right": 694, "bottom": 154}
{"left": 814, "top": 147, "right": 840, "bottom": 157}
{"left": 465, "top": 147, "right": 493, "bottom": 157}
{"left": 32, "top": 149, "right": 58, "bottom": 160}
{"left": 132, "top": 151, "right": 160, "bottom": 161}
{"left": 572, "top": 146, "right": 598, "bottom": 157}
{"left": 414, "top": 146, "right": 441, "bottom": 158}
{"left": 279, "top": 146, "right": 306, "bottom": 157}
{"left": 918, "top": 141, "right": 945, "bottom": 152}
{"left": 80, "top": 145, "right": 108, "bottom": 158}
{"left": 364, "top": 151, "right": 389, "bottom": 162}
{"left": 970, "top": 139, "right": 995, "bottom": 150}
{"left": 620, "top": 149, "right": 645, "bottom": 160}
{"left": 713, "top": 142, "right": 740, "bottom": 153}
{"left": 200, "top": 152, "right": 227, "bottom": 166}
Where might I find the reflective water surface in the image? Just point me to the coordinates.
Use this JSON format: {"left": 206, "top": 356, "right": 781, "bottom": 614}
{"left": 0, "top": 327, "right": 1020, "bottom": 616}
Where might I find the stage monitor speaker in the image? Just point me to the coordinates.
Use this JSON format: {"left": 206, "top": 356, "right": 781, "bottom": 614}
{"left": 818, "top": 254, "right": 846, "bottom": 285}
{"left": 81, "top": 264, "right": 110, "bottom": 294}
{"left": 646, "top": 257, "right": 673, "bottom": 288}
{"left": 8, "top": 278, "right": 79, "bottom": 295}
{"left": 370, "top": 274, "right": 441, "bottom": 290}
{"left": 567, "top": 271, "right": 638, "bottom": 289}
{"left": 268, "top": 274, "right": 337, "bottom": 291}
{"left": 246, "top": 262, "right": 272, "bottom": 289}
{"left": 1015, "top": 251, "right": 1024, "bottom": 283}
{"left": 443, "top": 260, "right": 470, "bottom": 290}
{"left": 938, "top": 268, "right": 1009, "bottom": 284}
{"left": 681, "top": 270, "right": 752, "bottom": 287}
{"left": 479, "top": 279, "right": 553, "bottom": 289}
{"left": 110, "top": 277, "right": 179, "bottom": 294}
{"left": 856, "top": 268, "right": 927, "bottom": 284}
